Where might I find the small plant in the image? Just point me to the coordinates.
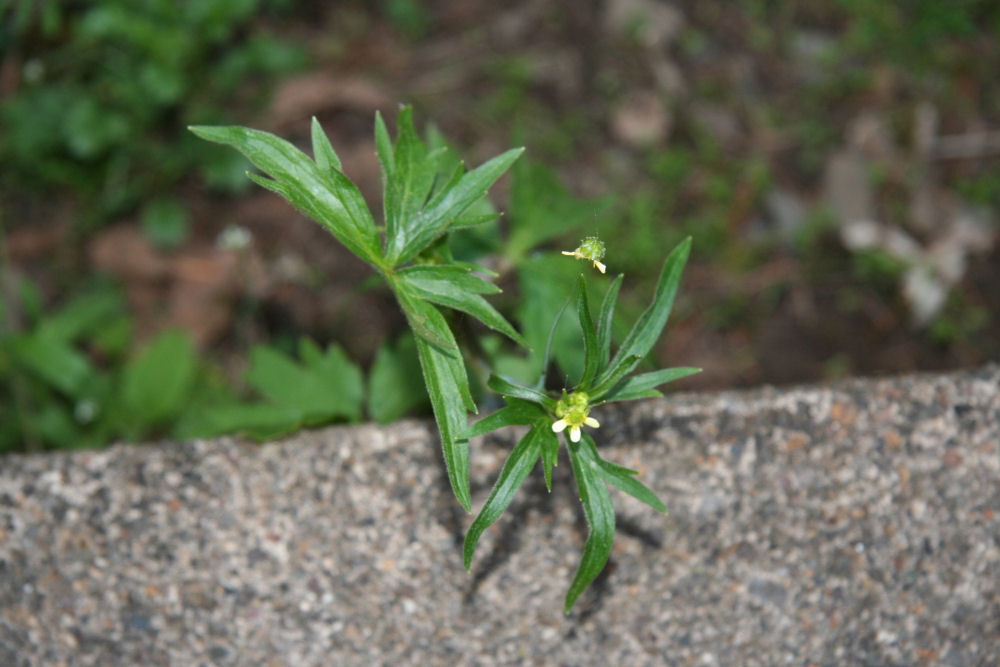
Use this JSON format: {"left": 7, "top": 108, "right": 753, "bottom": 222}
{"left": 464, "top": 240, "right": 699, "bottom": 612}
{"left": 190, "top": 108, "right": 699, "bottom": 611}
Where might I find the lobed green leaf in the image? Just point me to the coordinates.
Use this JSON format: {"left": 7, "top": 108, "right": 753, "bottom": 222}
{"left": 487, "top": 374, "right": 555, "bottom": 410}
{"left": 367, "top": 334, "right": 428, "bottom": 423}
{"left": 383, "top": 108, "right": 441, "bottom": 258}
{"left": 189, "top": 124, "right": 383, "bottom": 268}
{"left": 463, "top": 424, "right": 544, "bottom": 569}
{"left": 394, "top": 283, "right": 459, "bottom": 352}
{"left": 398, "top": 268, "right": 526, "bottom": 347}
{"left": 576, "top": 274, "right": 600, "bottom": 391}
{"left": 415, "top": 332, "right": 473, "bottom": 512}
{"left": 588, "top": 354, "right": 642, "bottom": 400}
{"left": 581, "top": 436, "right": 667, "bottom": 514}
{"left": 11, "top": 333, "right": 95, "bottom": 398}
{"left": 593, "top": 238, "right": 691, "bottom": 392}
{"left": 596, "top": 274, "right": 623, "bottom": 370}
{"left": 244, "top": 340, "right": 363, "bottom": 422}
{"left": 392, "top": 147, "right": 524, "bottom": 265}
{"left": 565, "top": 434, "right": 616, "bottom": 613}
{"left": 310, "top": 116, "right": 341, "bottom": 173}
{"left": 462, "top": 398, "right": 545, "bottom": 439}
{"left": 120, "top": 330, "right": 198, "bottom": 426}
{"left": 601, "top": 366, "right": 702, "bottom": 403}
{"left": 397, "top": 265, "right": 501, "bottom": 294}
{"left": 539, "top": 424, "right": 560, "bottom": 492}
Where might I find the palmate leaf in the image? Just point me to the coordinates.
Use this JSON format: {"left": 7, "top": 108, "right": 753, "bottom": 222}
{"left": 565, "top": 433, "right": 616, "bottom": 613}
{"left": 592, "top": 237, "right": 691, "bottom": 393}
{"left": 194, "top": 111, "right": 525, "bottom": 514}
{"left": 189, "top": 124, "right": 384, "bottom": 268}
{"left": 244, "top": 340, "right": 363, "bottom": 422}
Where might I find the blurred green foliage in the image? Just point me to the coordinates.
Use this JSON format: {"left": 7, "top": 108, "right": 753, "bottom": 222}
{"left": 0, "top": 0, "right": 306, "bottom": 226}
{"left": 0, "top": 276, "right": 368, "bottom": 451}
{"left": 182, "top": 338, "right": 365, "bottom": 441}
{"left": 2, "top": 0, "right": 998, "bottom": 454}
{"left": 836, "top": 0, "right": 1000, "bottom": 72}
{"left": 0, "top": 281, "right": 210, "bottom": 451}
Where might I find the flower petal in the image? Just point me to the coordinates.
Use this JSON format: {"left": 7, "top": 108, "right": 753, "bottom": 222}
{"left": 584, "top": 417, "right": 600, "bottom": 428}
{"left": 552, "top": 419, "right": 568, "bottom": 433}
{"left": 570, "top": 426, "right": 581, "bottom": 442}
{"left": 593, "top": 261, "right": 606, "bottom": 274}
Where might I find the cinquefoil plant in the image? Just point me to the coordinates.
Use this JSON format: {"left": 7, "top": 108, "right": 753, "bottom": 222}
{"left": 190, "top": 110, "right": 699, "bottom": 611}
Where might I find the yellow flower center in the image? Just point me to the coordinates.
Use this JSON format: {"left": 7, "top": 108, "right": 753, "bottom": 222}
{"left": 552, "top": 391, "right": 600, "bottom": 442}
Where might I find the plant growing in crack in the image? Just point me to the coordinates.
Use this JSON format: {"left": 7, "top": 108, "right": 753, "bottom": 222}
{"left": 463, "top": 239, "right": 699, "bottom": 612}
{"left": 190, "top": 109, "right": 699, "bottom": 612}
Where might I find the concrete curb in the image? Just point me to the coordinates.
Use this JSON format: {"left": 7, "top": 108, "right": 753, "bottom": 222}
{"left": 2, "top": 365, "right": 999, "bottom": 665}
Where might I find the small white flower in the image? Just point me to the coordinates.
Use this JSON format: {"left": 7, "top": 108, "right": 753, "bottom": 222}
{"left": 551, "top": 391, "right": 600, "bottom": 442}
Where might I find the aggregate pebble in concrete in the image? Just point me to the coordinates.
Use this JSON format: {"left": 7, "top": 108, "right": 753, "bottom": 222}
{"left": 1, "top": 365, "right": 999, "bottom": 665}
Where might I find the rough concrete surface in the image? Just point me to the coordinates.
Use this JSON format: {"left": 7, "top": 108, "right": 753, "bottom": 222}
{"left": 2, "top": 365, "right": 998, "bottom": 665}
